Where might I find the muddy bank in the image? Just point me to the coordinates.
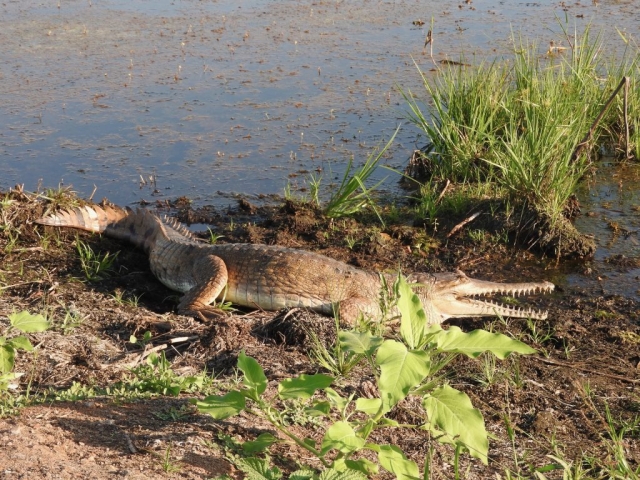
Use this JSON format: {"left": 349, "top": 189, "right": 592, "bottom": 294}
{"left": 0, "top": 188, "right": 638, "bottom": 478}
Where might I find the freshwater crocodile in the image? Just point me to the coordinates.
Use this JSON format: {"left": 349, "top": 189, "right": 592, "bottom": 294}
{"left": 36, "top": 204, "right": 554, "bottom": 324}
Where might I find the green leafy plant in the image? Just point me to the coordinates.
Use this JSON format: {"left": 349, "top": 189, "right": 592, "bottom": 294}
{"left": 207, "top": 228, "right": 224, "bottom": 244}
{"left": 41, "top": 184, "right": 81, "bottom": 210}
{"left": 153, "top": 404, "right": 193, "bottom": 421}
{"left": 160, "top": 445, "right": 181, "bottom": 473}
{"left": 113, "top": 289, "right": 143, "bottom": 307}
{"left": 57, "top": 307, "right": 84, "bottom": 335}
{"left": 127, "top": 351, "right": 209, "bottom": 396}
{"left": 194, "top": 277, "right": 536, "bottom": 478}
{"left": 308, "top": 317, "right": 365, "bottom": 377}
{"left": 307, "top": 172, "right": 323, "bottom": 207}
{"left": 48, "top": 381, "right": 99, "bottom": 402}
{"left": 2, "top": 228, "right": 21, "bottom": 254}
{"left": 0, "top": 310, "right": 50, "bottom": 391}
{"left": 129, "top": 330, "right": 153, "bottom": 347}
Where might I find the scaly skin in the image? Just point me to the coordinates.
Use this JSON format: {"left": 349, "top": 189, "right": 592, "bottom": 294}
{"left": 36, "top": 204, "right": 554, "bottom": 323}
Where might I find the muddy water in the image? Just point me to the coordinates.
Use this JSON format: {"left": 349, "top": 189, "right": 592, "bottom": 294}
{"left": 1, "top": 0, "right": 639, "bottom": 296}
{"left": 563, "top": 162, "right": 640, "bottom": 300}
{"left": 2, "top": 0, "right": 637, "bottom": 204}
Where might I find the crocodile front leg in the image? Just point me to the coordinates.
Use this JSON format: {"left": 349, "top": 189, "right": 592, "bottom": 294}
{"left": 175, "top": 255, "right": 229, "bottom": 321}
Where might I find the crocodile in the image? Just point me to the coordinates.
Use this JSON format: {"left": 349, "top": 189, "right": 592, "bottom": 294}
{"left": 36, "top": 204, "right": 554, "bottom": 324}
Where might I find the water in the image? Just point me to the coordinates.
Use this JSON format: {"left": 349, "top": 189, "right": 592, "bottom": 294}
{"left": 1, "top": 0, "right": 639, "bottom": 297}
{"left": 568, "top": 162, "right": 640, "bottom": 300}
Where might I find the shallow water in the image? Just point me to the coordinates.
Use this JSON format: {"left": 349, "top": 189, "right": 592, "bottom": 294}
{"left": 2, "top": 0, "right": 637, "bottom": 204}
{"left": 565, "top": 162, "right": 640, "bottom": 300}
{"left": 1, "top": 0, "right": 639, "bottom": 297}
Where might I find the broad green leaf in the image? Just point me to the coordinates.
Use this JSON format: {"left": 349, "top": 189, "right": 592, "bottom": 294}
{"left": 7, "top": 336, "right": 33, "bottom": 352}
{"left": 355, "top": 397, "right": 382, "bottom": 415}
{"left": 305, "top": 400, "right": 331, "bottom": 417}
{"left": 278, "top": 374, "right": 333, "bottom": 400}
{"left": 242, "top": 432, "right": 278, "bottom": 453}
{"left": 303, "top": 437, "right": 316, "bottom": 449}
{"left": 9, "top": 310, "right": 50, "bottom": 333}
{"left": 345, "top": 458, "right": 379, "bottom": 476}
{"left": 236, "top": 456, "right": 282, "bottom": 480}
{"left": 396, "top": 276, "right": 429, "bottom": 349}
{"left": 0, "top": 345, "right": 15, "bottom": 374}
{"left": 321, "top": 421, "right": 365, "bottom": 454}
{"left": 435, "top": 326, "right": 536, "bottom": 359}
{"left": 238, "top": 350, "right": 267, "bottom": 398}
{"left": 359, "top": 418, "right": 375, "bottom": 439}
{"left": 146, "top": 352, "right": 159, "bottom": 366}
{"left": 319, "top": 467, "right": 368, "bottom": 480}
{"left": 289, "top": 469, "right": 316, "bottom": 480}
{"left": 0, "top": 372, "right": 19, "bottom": 389}
{"left": 332, "top": 458, "right": 347, "bottom": 472}
{"left": 376, "top": 340, "right": 430, "bottom": 412}
{"left": 338, "top": 331, "right": 383, "bottom": 356}
{"left": 325, "top": 387, "right": 349, "bottom": 413}
{"left": 194, "top": 391, "right": 245, "bottom": 420}
{"left": 423, "top": 385, "right": 489, "bottom": 464}
{"left": 378, "top": 445, "right": 420, "bottom": 480}
{"left": 164, "top": 385, "right": 181, "bottom": 396}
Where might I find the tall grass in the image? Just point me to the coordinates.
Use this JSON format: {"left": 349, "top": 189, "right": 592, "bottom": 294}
{"left": 409, "top": 61, "right": 514, "bottom": 183}
{"left": 486, "top": 33, "right": 603, "bottom": 221}
{"left": 404, "top": 26, "right": 639, "bottom": 226}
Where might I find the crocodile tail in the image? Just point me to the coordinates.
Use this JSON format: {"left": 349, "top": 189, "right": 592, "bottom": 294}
{"left": 36, "top": 204, "right": 169, "bottom": 252}
{"left": 36, "top": 204, "right": 129, "bottom": 233}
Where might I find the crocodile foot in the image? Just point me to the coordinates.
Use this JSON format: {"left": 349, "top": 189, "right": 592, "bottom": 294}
{"left": 179, "top": 304, "right": 230, "bottom": 322}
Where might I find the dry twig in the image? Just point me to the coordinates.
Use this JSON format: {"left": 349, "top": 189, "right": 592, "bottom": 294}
{"left": 571, "top": 76, "right": 630, "bottom": 162}
{"left": 446, "top": 211, "right": 480, "bottom": 238}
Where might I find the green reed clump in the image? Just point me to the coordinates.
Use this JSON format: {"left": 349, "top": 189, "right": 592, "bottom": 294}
{"left": 324, "top": 127, "right": 398, "bottom": 222}
{"left": 405, "top": 25, "right": 639, "bottom": 226}
{"left": 405, "top": 60, "right": 509, "bottom": 183}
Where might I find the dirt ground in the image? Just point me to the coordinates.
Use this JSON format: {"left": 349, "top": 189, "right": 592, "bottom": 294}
{"left": 0, "top": 188, "right": 638, "bottom": 479}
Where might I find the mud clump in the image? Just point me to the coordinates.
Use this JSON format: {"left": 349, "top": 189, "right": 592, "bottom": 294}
{"left": 509, "top": 206, "right": 597, "bottom": 259}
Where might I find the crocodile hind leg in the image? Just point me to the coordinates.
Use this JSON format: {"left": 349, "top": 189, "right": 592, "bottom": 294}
{"left": 176, "top": 255, "right": 229, "bottom": 321}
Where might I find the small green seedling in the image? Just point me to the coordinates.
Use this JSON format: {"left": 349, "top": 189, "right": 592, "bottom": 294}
{"left": 0, "top": 310, "right": 50, "bottom": 391}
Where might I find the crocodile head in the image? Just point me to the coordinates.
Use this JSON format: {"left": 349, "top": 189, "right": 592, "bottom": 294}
{"left": 411, "top": 270, "right": 554, "bottom": 322}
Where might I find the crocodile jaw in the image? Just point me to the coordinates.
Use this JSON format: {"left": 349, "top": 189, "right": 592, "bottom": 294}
{"left": 413, "top": 270, "right": 554, "bottom": 321}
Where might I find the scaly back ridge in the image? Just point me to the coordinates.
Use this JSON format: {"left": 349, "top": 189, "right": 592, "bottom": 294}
{"left": 162, "top": 215, "right": 197, "bottom": 241}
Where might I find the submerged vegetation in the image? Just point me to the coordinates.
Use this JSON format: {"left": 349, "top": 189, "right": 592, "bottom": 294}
{"left": 403, "top": 25, "right": 639, "bottom": 257}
